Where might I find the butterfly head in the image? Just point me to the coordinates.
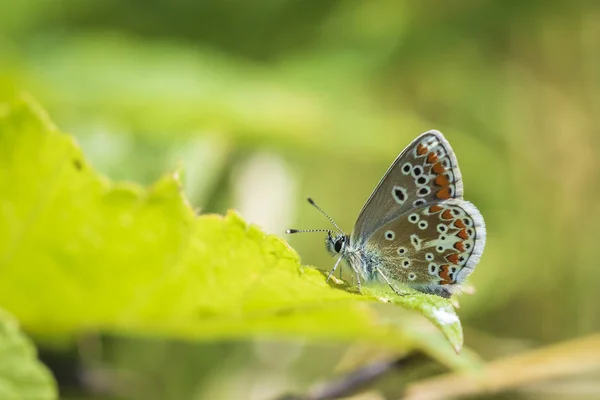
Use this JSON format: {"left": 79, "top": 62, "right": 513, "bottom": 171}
{"left": 325, "top": 231, "right": 350, "bottom": 256}
{"left": 286, "top": 198, "right": 348, "bottom": 255}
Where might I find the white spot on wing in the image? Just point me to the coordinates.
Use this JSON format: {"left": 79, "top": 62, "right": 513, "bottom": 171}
{"left": 392, "top": 185, "right": 407, "bottom": 205}
{"left": 411, "top": 165, "right": 424, "bottom": 178}
{"left": 417, "top": 185, "right": 431, "bottom": 197}
{"left": 410, "top": 234, "right": 422, "bottom": 250}
{"left": 428, "top": 263, "right": 438, "bottom": 275}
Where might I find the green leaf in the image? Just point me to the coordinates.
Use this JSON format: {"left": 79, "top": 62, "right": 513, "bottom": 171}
{"left": 360, "top": 287, "right": 463, "bottom": 354}
{"left": 0, "top": 308, "right": 57, "bottom": 400}
{"left": 0, "top": 96, "right": 478, "bottom": 371}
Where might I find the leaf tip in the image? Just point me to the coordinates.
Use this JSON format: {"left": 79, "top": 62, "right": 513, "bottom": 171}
{"left": 453, "top": 343, "right": 462, "bottom": 354}
{"left": 172, "top": 166, "right": 184, "bottom": 185}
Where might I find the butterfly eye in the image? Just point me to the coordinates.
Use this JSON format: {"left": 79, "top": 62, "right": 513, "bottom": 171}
{"left": 436, "top": 224, "right": 448, "bottom": 233}
{"left": 408, "top": 272, "right": 417, "bottom": 281}
{"left": 425, "top": 253, "right": 434, "bottom": 261}
{"left": 384, "top": 230, "right": 395, "bottom": 240}
{"left": 408, "top": 213, "right": 419, "bottom": 223}
{"left": 401, "top": 162, "right": 412, "bottom": 175}
{"left": 397, "top": 246, "right": 407, "bottom": 255}
{"left": 402, "top": 259, "right": 411, "bottom": 269}
{"left": 334, "top": 238, "right": 344, "bottom": 253}
{"left": 418, "top": 220, "right": 428, "bottom": 230}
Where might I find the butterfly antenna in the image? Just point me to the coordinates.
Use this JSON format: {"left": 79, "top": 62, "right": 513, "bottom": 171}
{"left": 286, "top": 228, "right": 331, "bottom": 234}
{"left": 306, "top": 197, "right": 344, "bottom": 233}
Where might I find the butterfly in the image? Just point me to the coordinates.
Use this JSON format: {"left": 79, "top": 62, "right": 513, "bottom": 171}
{"left": 287, "top": 130, "right": 486, "bottom": 298}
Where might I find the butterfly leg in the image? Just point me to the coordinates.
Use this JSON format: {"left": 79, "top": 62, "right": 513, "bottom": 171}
{"left": 375, "top": 268, "right": 406, "bottom": 296}
{"left": 326, "top": 254, "right": 344, "bottom": 283}
{"left": 354, "top": 270, "right": 362, "bottom": 293}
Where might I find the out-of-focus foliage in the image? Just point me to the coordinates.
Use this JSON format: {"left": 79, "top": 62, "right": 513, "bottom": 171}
{"left": 404, "top": 334, "right": 600, "bottom": 400}
{"left": 0, "top": 308, "right": 57, "bottom": 400}
{"left": 1, "top": 0, "right": 600, "bottom": 399}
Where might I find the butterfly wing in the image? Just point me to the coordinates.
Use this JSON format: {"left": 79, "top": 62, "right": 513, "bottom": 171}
{"left": 352, "top": 130, "right": 464, "bottom": 244}
{"left": 364, "top": 199, "right": 485, "bottom": 298}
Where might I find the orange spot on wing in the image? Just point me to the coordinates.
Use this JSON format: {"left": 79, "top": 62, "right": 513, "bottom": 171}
{"left": 435, "top": 174, "right": 449, "bottom": 186}
{"left": 457, "top": 229, "right": 469, "bottom": 240}
{"left": 454, "top": 242, "right": 466, "bottom": 252}
{"left": 417, "top": 144, "right": 428, "bottom": 156}
{"left": 438, "top": 265, "right": 453, "bottom": 284}
{"left": 429, "top": 204, "right": 443, "bottom": 213}
{"left": 453, "top": 219, "right": 466, "bottom": 229}
{"left": 432, "top": 162, "right": 445, "bottom": 174}
{"left": 441, "top": 209, "right": 454, "bottom": 220}
{"left": 427, "top": 152, "right": 438, "bottom": 164}
{"left": 446, "top": 253, "right": 460, "bottom": 264}
{"left": 436, "top": 187, "right": 451, "bottom": 199}
{"left": 439, "top": 265, "right": 448, "bottom": 278}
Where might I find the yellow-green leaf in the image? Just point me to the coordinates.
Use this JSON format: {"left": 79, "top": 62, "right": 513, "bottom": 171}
{"left": 0, "top": 308, "right": 57, "bottom": 400}
{"left": 0, "top": 96, "right": 478, "bottom": 372}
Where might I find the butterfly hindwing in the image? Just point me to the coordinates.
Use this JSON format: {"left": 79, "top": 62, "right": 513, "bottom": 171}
{"left": 352, "top": 130, "right": 464, "bottom": 243}
{"left": 364, "top": 199, "right": 485, "bottom": 297}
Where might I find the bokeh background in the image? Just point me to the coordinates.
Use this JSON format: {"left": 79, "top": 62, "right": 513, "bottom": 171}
{"left": 2, "top": 1, "right": 600, "bottom": 399}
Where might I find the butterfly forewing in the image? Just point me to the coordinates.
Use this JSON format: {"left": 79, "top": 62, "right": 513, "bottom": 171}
{"left": 352, "top": 131, "right": 464, "bottom": 243}
{"left": 364, "top": 199, "right": 485, "bottom": 297}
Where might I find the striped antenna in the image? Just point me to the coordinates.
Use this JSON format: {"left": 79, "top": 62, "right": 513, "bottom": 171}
{"left": 286, "top": 198, "right": 344, "bottom": 235}
{"left": 286, "top": 228, "right": 330, "bottom": 234}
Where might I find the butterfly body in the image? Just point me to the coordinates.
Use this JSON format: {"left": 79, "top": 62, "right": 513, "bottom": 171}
{"left": 291, "top": 130, "right": 486, "bottom": 299}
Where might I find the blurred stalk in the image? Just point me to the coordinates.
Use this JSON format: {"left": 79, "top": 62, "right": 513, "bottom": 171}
{"left": 403, "top": 334, "right": 600, "bottom": 400}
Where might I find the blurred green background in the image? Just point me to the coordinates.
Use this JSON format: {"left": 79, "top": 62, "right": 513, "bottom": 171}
{"left": 2, "top": 0, "right": 600, "bottom": 399}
